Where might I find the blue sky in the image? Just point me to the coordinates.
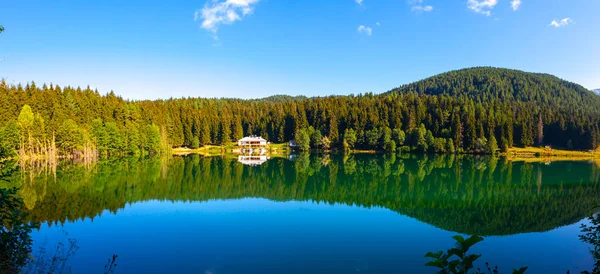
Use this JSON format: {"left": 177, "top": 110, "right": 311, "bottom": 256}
{"left": 0, "top": 0, "right": 598, "bottom": 100}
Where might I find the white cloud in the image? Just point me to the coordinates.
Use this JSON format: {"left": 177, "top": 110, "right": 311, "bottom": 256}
{"left": 412, "top": 5, "right": 433, "bottom": 12}
{"left": 355, "top": 0, "right": 363, "bottom": 6}
{"left": 409, "top": 0, "right": 433, "bottom": 13}
{"left": 194, "top": 0, "right": 260, "bottom": 40}
{"left": 357, "top": 25, "right": 372, "bottom": 36}
{"left": 511, "top": 0, "right": 521, "bottom": 11}
{"left": 549, "top": 18, "right": 572, "bottom": 28}
{"left": 376, "top": 22, "right": 381, "bottom": 26}
{"left": 467, "top": 0, "right": 498, "bottom": 16}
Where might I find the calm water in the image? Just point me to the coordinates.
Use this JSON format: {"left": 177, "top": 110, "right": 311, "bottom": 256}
{"left": 2, "top": 154, "right": 599, "bottom": 273}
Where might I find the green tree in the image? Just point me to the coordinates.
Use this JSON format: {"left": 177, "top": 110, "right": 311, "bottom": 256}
{"left": 381, "top": 127, "right": 392, "bottom": 150}
{"left": 384, "top": 140, "right": 396, "bottom": 153}
{"left": 105, "top": 122, "right": 123, "bottom": 154}
{"left": 474, "top": 137, "right": 487, "bottom": 153}
{"left": 0, "top": 122, "right": 20, "bottom": 157}
{"left": 415, "top": 124, "right": 428, "bottom": 153}
{"left": 446, "top": 138, "right": 456, "bottom": 154}
{"left": 199, "top": 120, "right": 211, "bottom": 147}
{"left": 321, "top": 136, "right": 331, "bottom": 150}
{"left": 145, "top": 124, "right": 161, "bottom": 154}
{"left": 91, "top": 119, "right": 108, "bottom": 155}
{"left": 487, "top": 135, "right": 498, "bottom": 154}
{"left": 296, "top": 128, "right": 311, "bottom": 151}
{"left": 392, "top": 128, "right": 405, "bottom": 146}
{"left": 233, "top": 119, "right": 244, "bottom": 141}
{"left": 343, "top": 128, "right": 357, "bottom": 149}
{"left": 125, "top": 122, "right": 141, "bottom": 154}
{"left": 17, "top": 105, "right": 34, "bottom": 133}
{"left": 56, "top": 119, "right": 83, "bottom": 153}
{"left": 219, "top": 119, "right": 231, "bottom": 145}
{"left": 310, "top": 127, "right": 322, "bottom": 149}
{"left": 365, "top": 128, "right": 381, "bottom": 149}
{"left": 425, "top": 130, "right": 435, "bottom": 152}
{"left": 17, "top": 105, "right": 35, "bottom": 151}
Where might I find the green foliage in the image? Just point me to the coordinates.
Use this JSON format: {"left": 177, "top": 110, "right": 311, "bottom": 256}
{"left": 487, "top": 135, "right": 498, "bottom": 155}
{"left": 474, "top": 138, "right": 488, "bottom": 153}
{"left": 384, "top": 140, "right": 396, "bottom": 152}
{"left": 433, "top": 138, "right": 446, "bottom": 154}
{"left": 414, "top": 124, "right": 428, "bottom": 153}
{"left": 105, "top": 122, "right": 124, "bottom": 154}
{"left": 381, "top": 127, "right": 392, "bottom": 150}
{"left": 125, "top": 121, "right": 141, "bottom": 154}
{"left": 309, "top": 127, "right": 322, "bottom": 149}
{"left": 0, "top": 188, "right": 37, "bottom": 273}
{"left": 365, "top": 128, "right": 381, "bottom": 149}
{"left": 425, "top": 235, "right": 528, "bottom": 274}
{"left": 0, "top": 121, "right": 20, "bottom": 157}
{"left": 343, "top": 128, "right": 357, "bottom": 150}
{"left": 17, "top": 105, "right": 34, "bottom": 134}
{"left": 145, "top": 124, "right": 161, "bottom": 154}
{"left": 219, "top": 119, "right": 231, "bottom": 145}
{"left": 296, "top": 128, "right": 311, "bottom": 151}
{"left": 580, "top": 215, "right": 600, "bottom": 274}
{"left": 56, "top": 119, "right": 83, "bottom": 153}
{"left": 233, "top": 119, "right": 244, "bottom": 141}
{"left": 446, "top": 138, "right": 456, "bottom": 154}
{"left": 392, "top": 129, "right": 406, "bottom": 146}
{"left": 1, "top": 67, "right": 600, "bottom": 158}
{"left": 321, "top": 136, "right": 331, "bottom": 150}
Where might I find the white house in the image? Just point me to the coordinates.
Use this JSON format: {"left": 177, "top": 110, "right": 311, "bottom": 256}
{"left": 237, "top": 136, "right": 268, "bottom": 147}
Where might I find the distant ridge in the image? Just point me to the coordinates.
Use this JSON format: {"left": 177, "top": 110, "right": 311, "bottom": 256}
{"left": 386, "top": 67, "right": 599, "bottom": 106}
{"left": 593, "top": 89, "right": 600, "bottom": 96}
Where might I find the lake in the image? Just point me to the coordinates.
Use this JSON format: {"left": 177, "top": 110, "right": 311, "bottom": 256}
{"left": 1, "top": 154, "right": 598, "bottom": 273}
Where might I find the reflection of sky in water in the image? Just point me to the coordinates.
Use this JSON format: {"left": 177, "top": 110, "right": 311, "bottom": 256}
{"left": 32, "top": 199, "right": 592, "bottom": 274}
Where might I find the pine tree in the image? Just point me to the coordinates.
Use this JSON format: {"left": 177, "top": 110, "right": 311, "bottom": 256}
{"left": 233, "top": 119, "right": 244, "bottom": 141}
{"left": 343, "top": 128, "right": 357, "bottom": 149}
{"left": 296, "top": 129, "right": 311, "bottom": 151}
{"left": 487, "top": 135, "right": 498, "bottom": 154}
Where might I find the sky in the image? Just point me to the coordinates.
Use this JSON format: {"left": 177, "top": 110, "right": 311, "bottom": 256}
{"left": 0, "top": 0, "right": 598, "bottom": 100}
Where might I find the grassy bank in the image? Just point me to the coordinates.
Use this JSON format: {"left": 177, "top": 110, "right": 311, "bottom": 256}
{"left": 503, "top": 147, "right": 600, "bottom": 163}
{"left": 171, "top": 142, "right": 293, "bottom": 156}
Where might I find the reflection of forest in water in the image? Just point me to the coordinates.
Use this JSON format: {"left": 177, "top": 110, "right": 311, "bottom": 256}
{"left": 1, "top": 154, "right": 600, "bottom": 236}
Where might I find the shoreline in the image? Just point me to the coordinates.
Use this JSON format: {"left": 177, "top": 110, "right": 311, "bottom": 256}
{"left": 4, "top": 146, "right": 600, "bottom": 164}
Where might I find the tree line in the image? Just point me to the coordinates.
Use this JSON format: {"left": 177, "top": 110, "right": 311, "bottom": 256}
{"left": 1, "top": 67, "right": 599, "bottom": 159}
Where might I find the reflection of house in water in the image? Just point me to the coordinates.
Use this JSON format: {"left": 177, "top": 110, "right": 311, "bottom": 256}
{"left": 237, "top": 155, "right": 270, "bottom": 166}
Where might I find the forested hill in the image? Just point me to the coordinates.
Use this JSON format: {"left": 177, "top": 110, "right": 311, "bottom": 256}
{"left": 1, "top": 67, "right": 600, "bottom": 159}
{"left": 388, "top": 67, "right": 600, "bottom": 106}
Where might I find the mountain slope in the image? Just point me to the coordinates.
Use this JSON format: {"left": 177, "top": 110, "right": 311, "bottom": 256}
{"left": 387, "top": 67, "right": 600, "bottom": 112}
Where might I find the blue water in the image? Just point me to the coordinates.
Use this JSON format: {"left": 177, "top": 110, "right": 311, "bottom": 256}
{"left": 32, "top": 199, "right": 592, "bottom": 273}
{"left": 3, "top": 154, "right": 597, "bottom": 273}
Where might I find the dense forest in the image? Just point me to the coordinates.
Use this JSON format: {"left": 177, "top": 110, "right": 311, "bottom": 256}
{"left": 2, "top": 155, "right": 599, "bottom": 236}
{"left": 2, "top": 67, "right": 600, "bottom": 159}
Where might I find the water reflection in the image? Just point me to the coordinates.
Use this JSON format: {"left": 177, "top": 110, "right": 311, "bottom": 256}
{"left": 1, "top": 154, "right": 600, "bottom": 236}
{"left": 237, "top": 155, "right": 270, "bottom": 166}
